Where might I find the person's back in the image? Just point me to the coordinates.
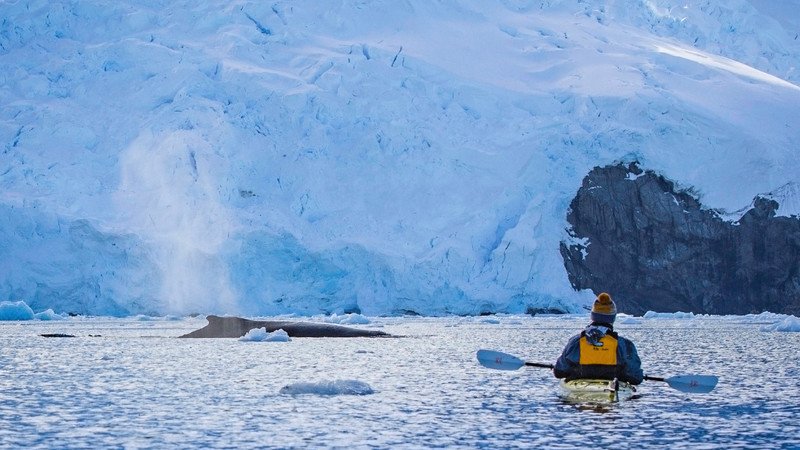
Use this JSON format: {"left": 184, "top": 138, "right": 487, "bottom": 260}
{"left": 553, "top": 292, "right": 643, "bottom": 385}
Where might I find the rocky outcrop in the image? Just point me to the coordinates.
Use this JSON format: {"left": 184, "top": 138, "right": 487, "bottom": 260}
{"left": 560, "top": 163, "right": 800, "bottom": 315}
{"left": 179, "top": 315, "right": 391, "bottom": 338}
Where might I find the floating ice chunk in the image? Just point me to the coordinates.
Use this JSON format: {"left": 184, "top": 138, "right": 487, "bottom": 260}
{"left": 761, "top": 316, "right": 800, "bottom": 332}
{"left": 643, "top": 311, "right": 695, "bottom": 319}
{"left": 279, "top": 380, "right": 374, "bottom": 396}
{"left": 34, "top": 309, "right": 65, "bottom": 321}
{"left": 0, "top": 301, "right": 36, "bottom": 321}
{"left": 618, "top": 314, "right": 643, "bottom": 325}
{"left": 0, "top": 301, "right": 64, "bottom": 320}
{"left": 325, "top": 313, "right": 370, "bottom": 325}
{"left": 239, "top": 327, "right": 291, "bottom": 342}
{"left": 738, "top": 311, "right": 787, "bottom": 323}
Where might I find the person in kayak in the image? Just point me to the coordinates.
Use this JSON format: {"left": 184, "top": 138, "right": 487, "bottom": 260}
{"left": 553, "top": 292, "right": 644, "bottom": 384}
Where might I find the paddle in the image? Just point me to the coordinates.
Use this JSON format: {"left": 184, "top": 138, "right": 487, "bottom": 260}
{"left": 641, "top": 374, "right": 719, "bottom": 394}
{"left": 476, "top": 349, "right": 718, "bottom": 394}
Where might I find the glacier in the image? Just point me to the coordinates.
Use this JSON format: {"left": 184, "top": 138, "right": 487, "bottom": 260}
{"left": 1, "top": 0, "right": 799, "bottom": 316}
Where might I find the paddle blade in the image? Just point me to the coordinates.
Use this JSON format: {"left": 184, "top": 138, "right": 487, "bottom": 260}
{"left": 664, "top": 375, "right": 718, "bottom": 393}
{"left": 476, "top": 349, "right": 525, "bottom": 371}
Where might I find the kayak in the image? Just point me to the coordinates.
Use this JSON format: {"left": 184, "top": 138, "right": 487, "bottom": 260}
{"left": 560, "top": 379, "right": 636, "bottom": 402}
{"left": 559, "top": 379, "right": 637, "bottom": 402}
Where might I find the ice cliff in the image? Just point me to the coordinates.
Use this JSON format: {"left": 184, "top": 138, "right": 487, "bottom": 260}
{"left": 1, "top": 0, "right": 799, "bottom": 316}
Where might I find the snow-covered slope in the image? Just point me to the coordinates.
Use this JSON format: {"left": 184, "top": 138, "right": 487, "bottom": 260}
{"left": 1, "top": 0, "right": 799, "bottom": 316}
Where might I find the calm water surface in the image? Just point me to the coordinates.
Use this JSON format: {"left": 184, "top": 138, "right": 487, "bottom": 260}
{"left": 1, "top": 315, "right": 798, "bottom": 449}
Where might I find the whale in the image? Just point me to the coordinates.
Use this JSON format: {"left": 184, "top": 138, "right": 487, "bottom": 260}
{"left": 179, "top": 315, "right": 391, "bottom": 338}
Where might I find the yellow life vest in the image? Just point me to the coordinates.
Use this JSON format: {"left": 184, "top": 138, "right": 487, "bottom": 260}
{"left": 579, "top": 334, "right": 618, "bottom": 366}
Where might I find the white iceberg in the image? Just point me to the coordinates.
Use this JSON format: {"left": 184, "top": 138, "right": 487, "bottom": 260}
{"left": 761, "top": 316, "right": 800, "bottom": 332}
{"left": 324, "top": 313, "right": 371, "bottom": 325}
{"left": 34, "top": 309, "right": 65, "bottom": 321}
{"left": 279, "top": 380, "right": 374, "bottom": 396}
{"left": 643, "top": 311, "right": 696, "bottom": 319}
{"left": 239, "top": 327, "right": 291, "bottom": 342}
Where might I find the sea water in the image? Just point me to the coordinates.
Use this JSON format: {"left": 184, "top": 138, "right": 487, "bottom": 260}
{"left": 1, "top": 315, "right": 798, "bottom": 449}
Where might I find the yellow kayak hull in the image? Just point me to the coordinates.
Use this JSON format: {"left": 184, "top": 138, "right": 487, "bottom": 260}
{"left": 559, "top": 379, "right": 637, "bottom": 402}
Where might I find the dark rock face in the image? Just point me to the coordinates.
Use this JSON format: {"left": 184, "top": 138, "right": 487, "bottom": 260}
{"left": 179, "top": 315, "right": 391, "bottom": 338}
{"left": 560, "top": 163, "right": 800, "bottom": 315}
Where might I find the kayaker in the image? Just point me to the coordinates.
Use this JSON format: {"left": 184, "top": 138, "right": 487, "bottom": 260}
{"left": 553, "top": 292, "right": 643, "bottom": 384}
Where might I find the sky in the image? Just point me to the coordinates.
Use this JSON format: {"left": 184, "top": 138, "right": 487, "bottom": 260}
{"left": 1, "top": 0, "right": 799, "bottom": 317}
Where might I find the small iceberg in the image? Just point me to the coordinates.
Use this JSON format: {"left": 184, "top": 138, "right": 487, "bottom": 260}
{"left": 761, "top": 316, "right": 800, "bottom": 332}
{"left": 617, "top": 314, "right": 643, "bottom": 325}
{"left": 239, "top": 327, "right": 291, "bottom": 342}
{"left": 132, "top": 314, "right": 183, "bottom": 321}
{"left": 279, "top": 380, "right": 374, "bottom": 396}
{"left": 324, "top": 313, "right": 371, "bottom": 325}
{"left": 0, "top": 301, "right": 65, "bottom": 321}
{"left": 0, "top": 301, "right": 36, "bottom": 320}
{"left": 643, "top": 311, "right": 695, "bottom": 319}
{"left": 34, "top": 309, "right": 65, "bottom": 321}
